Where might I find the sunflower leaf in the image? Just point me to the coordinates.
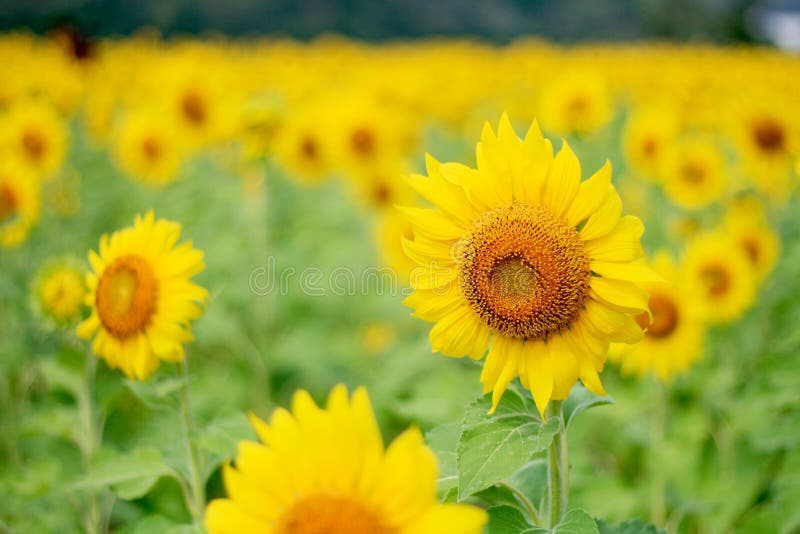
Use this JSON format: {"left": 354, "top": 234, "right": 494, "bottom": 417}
{"left": 457, "top": 391, "right": 560, "bottom": 498}
{"left": 69, "top": 447, "right": 175, "bottom": 500}
{"left": 487, "top": 505, "right": 534, "bottom": 533}
{"left": 563, "top": 384, "right": 614, "bottom": 429}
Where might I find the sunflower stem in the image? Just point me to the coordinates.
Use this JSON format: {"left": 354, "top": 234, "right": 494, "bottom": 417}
{"left": 500, "top": 481, "right": 542, "bottom": 526}
{"left": 650, "top": 378, "right": 667, "bottom": 527}
{"left": 178, "top": 356, "right": 206, "bottom": 527}
{"left": 78, "top": 349, "right": 104, "bottom": 534}
{"left": 546, "top": 400, "right": 568, "bottom": 528}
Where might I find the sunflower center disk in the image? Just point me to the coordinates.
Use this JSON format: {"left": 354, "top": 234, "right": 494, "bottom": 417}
{"left": 22, "top": 129, "right": 46, "bottom": 161}
{"left": 96, "top": 255, "right": 158, "bottom": 340}
{"left": 277, "top": 494, "right": 395, "bottom": 534}
{"left": 636, "top": 293, "right": 678, "bottom": 338}
{"left": 457, "top": 203, "right": 591, "bottom": 340}
{"left": 699, "top": 264, "right": 730, "bottom": 297}
{"left": 753, "top": 120, "right": 785, "bottom": 153}
{"left": 0, "top": 185, "right": 18, "bottom": 223}
{"left": 181, "top": 92, "right": 207, "bottom": 126}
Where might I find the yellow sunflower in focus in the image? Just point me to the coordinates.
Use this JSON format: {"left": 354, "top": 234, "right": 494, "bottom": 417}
{"left": 77, "top": 212, "right": 208, "bottom": 380}
{"left": 113, "top": 111, "right": 186, "bottom": 185}
{"left": 622, "top": 107, "right": 679, "bottom": 180}
{"left": 538, "top": 72, "right": 613, "bottom": 136}
{"left": 401, "top": 115, "right": 654, "bottom": 417}
{"left": 609, "top": 252, "right": 705, "bottom": 381}
{"left": 1, "top": 99, "right": 68, "bottom": 180}
{"left": 205, "top": 385, "right": 487, "bottom": 534}
{"left": 661, "top": 137, "right": 727, "bottom": 210}
{"left": 32, "top": 258, "right": 87, "bottom": 326}
{"left": 684, "top": 232, "right": 757, "bottom": 324}
{"left": 0, "top": 159, "right": 41, "bottom": 248}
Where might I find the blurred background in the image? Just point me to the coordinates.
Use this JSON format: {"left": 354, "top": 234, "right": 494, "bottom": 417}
{"left": 0, "top": 0, "right": 799, "bottom": 47}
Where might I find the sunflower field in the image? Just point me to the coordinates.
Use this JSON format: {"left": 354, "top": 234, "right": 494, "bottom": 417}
{"left": 1, "top": 31, "right": 800, "bottom": 534}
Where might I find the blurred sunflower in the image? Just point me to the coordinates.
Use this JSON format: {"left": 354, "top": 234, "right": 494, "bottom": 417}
{"left": 32, "top": 258, "right": 87, "bottom": 327}
{"left": 113, "top": 111, "right": 186, "bottom": 185}
{"left": 0, "top": 159, "right": 41, "bottom": 248}
{"left": 684, "top": 232, "right": 757, "bottom": 324}
{"left": 538, "top": 71, "right": 613, "bottom": 136}
{"left": 401, "top": 115, "right": 654, "bottom": 416}
{"left": 609, "top": 252, "right": 705, "bottom": 381}
{"left": 273, "top": 102, "right": 333, "bottom": 184}
{"left": 1, "top": 99, "right": 68, "bottom": 180}
{"left": 376, "top": 212, "right": 418, "bottom": 287}
{"left": 348, "top": 158, "right": 416, "bottom": 212}
{"left": 724, "top": 197, "right": 780, "bottom": 282}
{"left": 661, "top": 137, "right": 727, "bottom": 210}
{"left": 77, "top": 211, "right": 208, "bottom": 380}
{"left": 205, "top": 385, "right": 487, "bottom": 534}
{"left": 622, "top": 107, "right": 679, "bottom": 180}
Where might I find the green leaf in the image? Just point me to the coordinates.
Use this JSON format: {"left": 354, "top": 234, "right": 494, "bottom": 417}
{"left": 425, "top": 423, "right": 460, "bottom": 499}
{"left": 506, "top": 459, "right": 548, "bottom": 509}
{"left": 596, "top": 519, "right": 667, "bottom": 534}
{"left": 487, "top": 505, "right": 533, "bottom": 534}
{"left": 195, "top": 412, "right": 255, "bottom": 458}
{"left": 125, "top": 377, "right": 185, "bottom": 411}
{"left": 70, "top": 447, "right": 174, "bottom": 500}
{"left": 563, "top": 384, "right": 614, "bottom": 429}
{"left": 457, "top": 391, "right": 560, "bottom": 498}
{"left": 38, "top": 359, "right": 82, "bottom": 398}
{"left": 525, "top": 509, "right": 599, "bottom": 534}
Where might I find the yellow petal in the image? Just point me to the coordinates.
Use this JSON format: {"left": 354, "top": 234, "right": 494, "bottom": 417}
{"left": 402, "top": 503, "right": 488, "bottom": 534}
{"left": 590, "top": 277, "right": 649, "bottom": 313}
{"left": 584, "top": 300, "right": 643, "bottom": 344}
{"left": 591, "top": 261, "right": 663, "bottom": 282}
{"left": 579, "top": 185, "right": 621, "bottom": 241}
{"left": 541, "top": 140, "right": 581, "bottom": 218}
{"left": 564, "top": 160, "right": 612, "bottom": 227}
{"left": 585, "top": 215, "right": 645, "bottom": 262}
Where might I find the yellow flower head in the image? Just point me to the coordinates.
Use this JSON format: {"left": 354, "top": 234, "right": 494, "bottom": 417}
{"left": 273, "top": 100, "right": 334, "bottom": 184}
{"left": 684, "top": 231, "right": 757, "bottom": 324}
{"left": 205, "top": 385, "right": 487, "bottom": 534}
{"left": 661, "top": 137, "right": 727, "bottom": 210}
{"left": 0, "top": 158, "right": 41, "bottom": 248}
{"left": 1, "top": 99, "right": 68, "bottom": 180}
{"left": 622, "top": 107, "right": 679, "bottom": 180}
{"left": 77, "top": 211, "right": 208, "bottom": 380}
{"left": 723, "top": 197, "right": 780, "bottom": 282}
{"left": 32, "top": 258, "right": 87, "bottom": 326}
{"left": 113, "top": 111, "right": 186, "bottom": 185}
{"left": 609, "top": 251, "right": 705, "bottom": 381}
{"left": 400, "top": 114, "right": 654, "bottom": 417}
{"left": 538, "top": 71, "right": 613, "bottom": 136}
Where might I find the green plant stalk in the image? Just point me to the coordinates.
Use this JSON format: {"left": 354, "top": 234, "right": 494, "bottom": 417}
{"left": 650, "top": 378, "right": 666, "bottom": 527}
{"left": 78, "top": 350, "right": 102, "bottom": 534}
{"left": 179, "top": 356, "right": 206, "bottom": 527}
{"left": 546, "top": 400, "right": 568, "bottom": 528}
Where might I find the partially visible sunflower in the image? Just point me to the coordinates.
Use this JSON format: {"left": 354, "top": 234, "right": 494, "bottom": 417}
{"left": 77, "top": 212, "right": 208, "bottom": 380}
{"left": 661, "top": 137, "right": 726, "bottom": 210}
{"left": 723, "top": 197, "right": 780, "bottom": 282}
{"left": 32, "top": 257, "right": 87, "bottom": 327}
{"left": 113, "top": 111, "right": 186, "bottom": 185}
{"left": 273, "top": 101, "right": 333, "bottom": 184}
{"left": 205, "top": 385, "right": 487, "bottom": 534}
{"left": 400, "top": 114, "right": 654, "bottom": 417}
{"left": 609, "top": 252, "right": 705, "bottom": 381}
{"left": 538, "top": 71, "right": 613, "bottom": 136}
{"left": 622, "top": 107, "right": 679, "bottom": 180}
{"left": 1, "top": 99, "right": 68, "bottom": 180}
{"left": 684, "top": 232, "right": 757, "bottom": 324}
{"left": 0, "top": 159, "right": 41, "bottom": 248}
{"left": 348, "top": 158, "right": 415, "bottom": 212}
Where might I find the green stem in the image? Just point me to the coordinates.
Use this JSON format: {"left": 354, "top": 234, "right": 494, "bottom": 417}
{"left": 650, "top": 378, "right": 666, "bottom": 528}
{"left": 179, "top": 357, "right": 206, "bottom": 527}
{"left": 500, "top": 482, "right": 542, "bottom": 526}
{"left": 546, "top": 400, "right": 568, "bottom": 528}
{"left": 78, "top": 350, "right": 102, "bottom": 534}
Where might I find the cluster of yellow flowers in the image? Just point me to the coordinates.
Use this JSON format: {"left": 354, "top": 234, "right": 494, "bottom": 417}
{"left": 5, "top": 31, "right": 797, "bottom": 531}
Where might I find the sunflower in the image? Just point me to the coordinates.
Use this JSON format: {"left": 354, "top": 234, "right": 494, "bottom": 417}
{"left": 723, "top": 197, "right": 780, "bottom": 282}
{"left": 32, "top": 258, "right": 87, "bottom": 326}
{"left": 376, "top": 211, "right": 418, "bottom": 287}
{"left": 204, "top": 385, "right": 487, "bottom": 534}
{"left": 113, "top": 111, "right": 186, "bottom": 185}
{"left": 622, "top": 107, "right": 679, "bottom": 180}
{"left": 76, "top": 211, "right": 208, "bottom": 380}
{"left": 400, "top": 115, "right": 654, "bottom": 416}
{"left": 1, "top": 99, "right": 68, "bottom": 180}
{"left": 273, "top": 101, "right": 333, "bottom": 184}
{"left": 609, "top": 252, "right": 705, "bottom": 381}
{"left": 0, "top": 159, "right": 41, "bottom": 248}
{"left": 538, "top": 71, "right": 613, "bottom": 136}
{"left": 661, "top": 137, "right": 727, "bottom": 210}
{"left": 348, "top": 158, "right": 416, "bottom": 212}
{"left": 683, "top": 232, "right": 757, "bottom": 324}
